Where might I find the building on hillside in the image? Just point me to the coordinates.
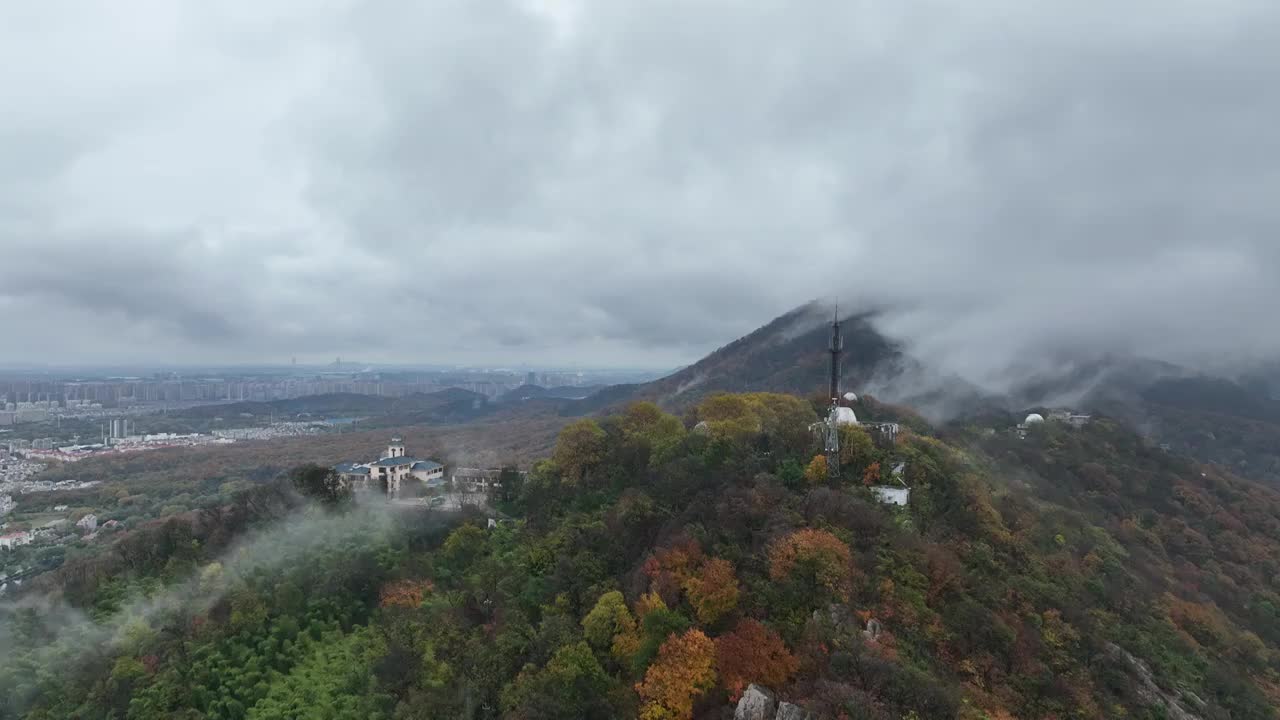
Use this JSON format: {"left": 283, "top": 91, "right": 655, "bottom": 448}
{"left": 333, "top": 439, "right": 445, "bottom": 499}
{"left": 862, "top": 422, "right": 901, "bottom": 448}
{"left": 76, "top": 514, "right": 98, "bottom": 532}
{"left": 0, "top": 531, "right": 32, "bottom": 551}
{"left": 1048, "top": 410, "right": 1092, "bottom": 427}
{"left": 452, "top": 467, "right": 527, "bottom": 493}
{"left": 870, "top": 461, "right": 910, "bottom": 506}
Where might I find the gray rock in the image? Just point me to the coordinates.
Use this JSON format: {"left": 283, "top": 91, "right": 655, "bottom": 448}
{"left": 735, "top": 684, "right": 777, "bottom": 720}
{"left": 864, "top": 617, "right": 883, "bottom": 641}
{"left": 1103, "top": 643, "right": 1202, "bottom": 720}
{"left": 775, "top": 701, "right": 811, "bottom": 720}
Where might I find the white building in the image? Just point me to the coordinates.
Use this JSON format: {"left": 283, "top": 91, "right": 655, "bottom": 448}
{"left": 870, "top": 462, "right": 910, "bottom": 506}
{"left": 871, "top": 486, "right": 911, "bottom": 506}
{"left": 1048, "top": 410, "right": 1092, "bottom": 427}
{"left": 0, "top": 531, "right": 32, "bottom": 550}
{"left": 76, "top": 514, "right": 98, "bottom": 532}
{"left": 333, "top": 439, "right": 445, "bottom": 498}
{"left": 452, "top": 467, "right": 526, "bottom": 493}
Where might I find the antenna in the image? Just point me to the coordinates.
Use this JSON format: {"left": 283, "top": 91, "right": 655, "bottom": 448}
{"left": 825, "top": 302, "right": 843, "bottom": 476}
{"left": 828, "top": 305, "right": 843, "bottom": 402}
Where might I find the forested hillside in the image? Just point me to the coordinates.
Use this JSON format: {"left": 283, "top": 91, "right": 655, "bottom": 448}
{"left": 4, "top": 393, "right": 1278, "bottom": 719}
{"left": 604, "top": 304, "right": 901, "bottom": 411}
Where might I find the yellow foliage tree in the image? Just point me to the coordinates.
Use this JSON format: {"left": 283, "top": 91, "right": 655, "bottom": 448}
{"left": 636, "top": 629, "right": 717, "bottom": 720}
{"left": 552, "top": 419, "right": 607, "bottom": 485}
{"left": 682, "top": 557, "right": 740, "bottom": 625}
{"left": 803, "top": 454, "right": 828, "bottom": 485}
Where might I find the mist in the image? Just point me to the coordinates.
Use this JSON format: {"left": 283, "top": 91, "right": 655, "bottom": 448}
{"left": 0, "top": 500, "right": 431, "bottom": 715}
{"left": 1, "top": 1, "right": 1278, "bottom": 380}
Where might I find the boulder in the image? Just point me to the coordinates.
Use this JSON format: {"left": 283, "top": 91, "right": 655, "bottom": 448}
{"left": 864, "top": 617, "right": 883, "bottom": 641}
{"left": 735, "top": 684, "right": 777, "bottom": 720}
{"left": 775, "top": 701, "right": 811, "bottom": 720}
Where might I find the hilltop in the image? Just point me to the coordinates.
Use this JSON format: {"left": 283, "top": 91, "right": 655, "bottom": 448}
{"left": 6, "top": 388, "right": 1280, "bottom": 718}
{"left": 577, "top": 301, "right": 1280, "bottom": 486}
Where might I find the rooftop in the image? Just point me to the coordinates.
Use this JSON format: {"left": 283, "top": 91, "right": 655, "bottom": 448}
{"left": 371, "top": 456, "right": 417, "bottom": 467}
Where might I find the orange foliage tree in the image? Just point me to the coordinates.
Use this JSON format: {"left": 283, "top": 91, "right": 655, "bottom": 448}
{"left": 643, "top": 540, "right": 740, "bottom": 624}
{"left": 715, "top": 619, "right": 798, "bottom": 701}
{"left": 862, "top": 461, "right": 881, "bottom": 486}
{"left": 768, "top": 528, "right": 854, "bottom": 601}
{"left": 683, "top": 557, "right": 740, "bottom": 625}
{"left": 635, "top": 629, "right": 717, "bottom": 720}
{"left": 379, "top": 579, "right": 433, "bottom": 609}
{"left": 804, "top": 454, "right": 829, "bottom": 485}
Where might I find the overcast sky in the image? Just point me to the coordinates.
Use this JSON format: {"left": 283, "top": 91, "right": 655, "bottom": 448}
{"left": 1, "top": 1, "right": 1278, "bottom": 379}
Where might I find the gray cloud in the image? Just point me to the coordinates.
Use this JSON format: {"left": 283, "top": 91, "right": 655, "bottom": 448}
{"left": 1, "top": 0, "right": 1278, "bottom": 382}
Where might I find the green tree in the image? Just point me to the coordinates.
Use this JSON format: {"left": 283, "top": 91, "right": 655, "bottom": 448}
{"left": 582, "top": 590, "right": 637, "bottom": 651}
{"left": 552, "top": 420, "right": 607, "bottom": 485}
{"left": 500, "top": 642, "right": 616, "bottom": 720}
{"left": 288, "top": 464, "right": 351, "bottom": 506}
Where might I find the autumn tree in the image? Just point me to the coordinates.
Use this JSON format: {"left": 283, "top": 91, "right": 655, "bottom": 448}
{"left": 696, "top": 392, "right": 816, "bottom": 443}
{"left": 804, "top": 455, "right": 829, "bottom": 485}
{"left": 379, "top": 579, "right": 433, "bottom": 609}
{"left": 838, "top": 424, "right": 876, "bottom": 471}
{"left": 768, "top": 528, "right": 854, "bottom": 602}
{"left": 682, "top": 557, "right": 740, "bottom": 625}
{"left": 862, "top": 461, "right": 882, "bottom": 486}
{"left": 552, "top": 419, "right": 607, "bottom": 485}
{"left": 696, "top": 394, "right": 760, "bottom": 439}
{"left": 582, "top": 590, "right": 640, "bottom": 664}
{"left": 635, "top": 629, "right": 717, "bottom": 720}
{"left": 644, "top": 541, "right": 740, "bottom": 624}
{"left": 715, "top": 619, "right": 798, "bottom": 701}
{"left": 620, "top": 402, "right": 687, "bottom": 461}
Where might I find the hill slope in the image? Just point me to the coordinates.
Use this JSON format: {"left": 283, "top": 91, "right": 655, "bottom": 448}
{"left": 6, "top": 393, "right": 1280, "bottom": 719}
{"left": 594, "top": 302, "right": 902, "bottom": 411}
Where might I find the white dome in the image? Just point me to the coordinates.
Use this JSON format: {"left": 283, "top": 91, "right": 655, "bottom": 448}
{"left": 834, "top": 406, "right": 859, "bottom": 425}
{"left": 1024, "top": 413, "right": 1045, "bottom": 425}
{"left": 693, "top": 420, "right": 711, "bottom": 434}
{"left": 843, "top": 392, "right": 858, "bottom": 403}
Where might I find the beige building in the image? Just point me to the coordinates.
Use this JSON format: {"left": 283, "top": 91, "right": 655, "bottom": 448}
{"left": 334, "top": 439, "right": 445, "bottom": 498}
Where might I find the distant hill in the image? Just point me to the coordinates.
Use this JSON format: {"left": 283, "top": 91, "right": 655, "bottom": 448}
{"left": 179, "top": 389, "right": 490, "bottom": 425}
{"left": 570, "top": 300, "right": 1280, "bottom": 488}
{"left": 579, "top": 303, "right": 902, "bottom": 412}
{"left": 499, "top": 384, "right": 603, "bottom": 403}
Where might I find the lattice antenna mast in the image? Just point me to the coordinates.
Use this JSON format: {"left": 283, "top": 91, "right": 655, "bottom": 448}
{"left": 825, "top": 305, "right": 843, "bottom": 475}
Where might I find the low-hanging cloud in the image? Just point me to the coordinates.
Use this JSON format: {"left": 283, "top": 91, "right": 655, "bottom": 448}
{"left": 1, "top": 1, "right": 1278, "bottom": 380}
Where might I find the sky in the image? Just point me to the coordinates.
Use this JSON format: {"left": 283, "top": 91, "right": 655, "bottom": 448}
{"left": 1, "top": 1, "right": 1278, "bottom": 381}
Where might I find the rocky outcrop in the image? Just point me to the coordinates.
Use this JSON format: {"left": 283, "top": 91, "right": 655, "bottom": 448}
{"left": 775, "top": 701, "right": 812, "bottom": 720}
{"left": 1103, "top": 643, "right": 1202, "bottom": 720}
{"left": 734, "top": 685, "right": 816, "bottom": 720}
{"left": 735, "top": 685, "right": 777, "bottom": 720}
{"left": 863, "top": 617, "right": 883, "bottom": 641}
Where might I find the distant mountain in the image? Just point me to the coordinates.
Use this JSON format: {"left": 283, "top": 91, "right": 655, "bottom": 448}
{"left": 581, "top": 302, "right": 901, "bottom": 411}
{"left": 499, "top": 384, "right": 603, "bottom": 403}
{"left": 180, "top": 389, "right": 490, "bottom": 425}
{"left": 573, "top": 300, "right": 1280, "bottom": 487}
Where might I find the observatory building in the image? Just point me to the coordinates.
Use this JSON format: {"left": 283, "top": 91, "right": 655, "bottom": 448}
{"left": 334, "top": 438, "right": 445, "bottom": 499}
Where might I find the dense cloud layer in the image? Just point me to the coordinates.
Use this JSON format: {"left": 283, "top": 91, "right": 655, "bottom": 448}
{"left": 1, "top": 1, "right": 1278, "bottom": 380}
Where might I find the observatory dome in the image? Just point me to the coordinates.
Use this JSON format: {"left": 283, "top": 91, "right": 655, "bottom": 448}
{"left": 834, "top": 406, "right": 859, "bottom": 426}
{"left": 1024, "top": 413, "right": 1045, "bottom": 425}
{"left": 843, "top": 392, "right": 858, "bottom": 403}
